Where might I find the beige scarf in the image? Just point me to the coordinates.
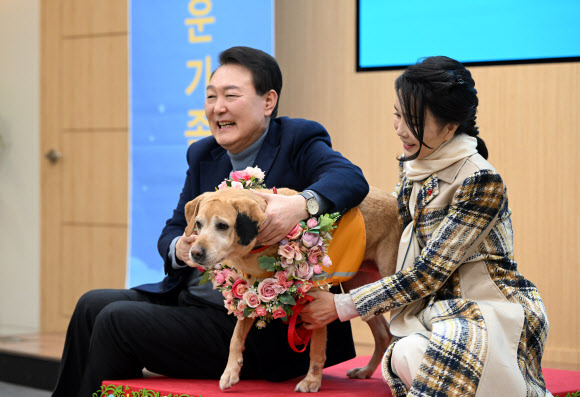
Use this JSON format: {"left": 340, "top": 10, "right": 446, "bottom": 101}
{"left": 390, "top": 133, "right": 478, "bottom": 337}
{"left": 404, "top": 133, "right": 478, "bottom": 182}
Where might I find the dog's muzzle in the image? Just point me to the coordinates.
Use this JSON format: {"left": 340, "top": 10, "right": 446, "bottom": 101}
{"left": 189, "top": 246, "right": 206, "bottom": 266}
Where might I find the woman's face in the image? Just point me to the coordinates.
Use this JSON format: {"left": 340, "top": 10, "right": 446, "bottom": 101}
{"left": 393, "top": 95, "right": 457, "bottom": 160}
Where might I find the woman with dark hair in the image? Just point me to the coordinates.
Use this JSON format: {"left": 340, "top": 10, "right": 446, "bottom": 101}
{"left": 302, "top": 56, "right": 550, "bottom": 396}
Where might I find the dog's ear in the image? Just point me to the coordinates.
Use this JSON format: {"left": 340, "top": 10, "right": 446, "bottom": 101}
{"left": 184, "top": 194, "right": 205, "bottom": 236}
{"left": 234, "top": 199, "right": 267, "bottom": 246}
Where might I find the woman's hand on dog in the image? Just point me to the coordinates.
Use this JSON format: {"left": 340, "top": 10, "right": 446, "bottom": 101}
{"left": 252, "top": 191, "right": 309, "bottom": 246}
{"left": 300, "top": 290, "right": 339, "bottom": 330}
{"left": 176, "top": 232, "right": 198, "bottom": 267}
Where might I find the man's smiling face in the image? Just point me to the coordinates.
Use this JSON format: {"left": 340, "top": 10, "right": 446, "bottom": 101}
{"left": 204, "top": 64, "right": 274, "bottom": 154}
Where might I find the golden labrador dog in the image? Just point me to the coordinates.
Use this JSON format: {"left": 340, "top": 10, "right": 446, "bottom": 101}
{"left": 184, "top": 187, "right": 400, "bottom": 392}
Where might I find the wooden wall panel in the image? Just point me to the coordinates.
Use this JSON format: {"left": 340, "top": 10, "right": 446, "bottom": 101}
{"left": 275, "top": 0, "right": 580, "bottom": 370}
{"left": 41, "top": 0, "right": 65, "bottom": 333}
{"left": 60, "top": 225, "right": 127, "bottom": 318}
{"left": 61, "top": 132, "right": 128, "bottom": 224}
{"left": 61, "top": 35, "right": 128, "bottom": 129}
{"left": 61, "top": 0, "right": 127, "bottom": 37}
{"left": 41, "top": 0, "right": 128, "bottom": 332}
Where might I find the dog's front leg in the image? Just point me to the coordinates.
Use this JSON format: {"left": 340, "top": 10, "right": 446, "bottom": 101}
{"left": 295, "top": 326, "right": 326, "bottom": 392}
{"left": 220, "top": 317, "right": 255, "bottom": 390}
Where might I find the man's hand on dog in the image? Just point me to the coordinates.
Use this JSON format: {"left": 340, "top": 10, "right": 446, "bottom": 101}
{"left": 300, "top": 290, "right": 339, "bottom": 330}
{"left": 252, "top": 191, "right": 309, "bottom": 246}
{"left": 176, "top": 232, "right": 198, "bottom": 267}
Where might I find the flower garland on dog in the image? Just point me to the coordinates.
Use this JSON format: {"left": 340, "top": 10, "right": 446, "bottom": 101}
{"left": 199, "top": 166, "right": 339, "bottom": 329}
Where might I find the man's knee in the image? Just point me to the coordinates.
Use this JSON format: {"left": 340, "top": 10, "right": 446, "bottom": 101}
{"left": 73, "top": 289, "right": 135, "bottom": 326}
{"left": 93, "top": 300, "right": 138, "bottom": 331}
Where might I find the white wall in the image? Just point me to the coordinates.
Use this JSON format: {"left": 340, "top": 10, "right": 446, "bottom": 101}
{"left": 0, "top": 0, "right": 40, "bottom": 334}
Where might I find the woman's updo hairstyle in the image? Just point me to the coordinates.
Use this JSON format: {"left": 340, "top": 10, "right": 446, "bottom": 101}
{"left": 395, "top": 56, "right": 488, "bottom": 160}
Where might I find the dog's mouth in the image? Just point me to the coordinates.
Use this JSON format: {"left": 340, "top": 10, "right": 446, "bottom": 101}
{"left": 190, "top": 252, "right": 226, "bottom": 269}
{"left": 217, "top": 121, "right": 236, "bottom": 130}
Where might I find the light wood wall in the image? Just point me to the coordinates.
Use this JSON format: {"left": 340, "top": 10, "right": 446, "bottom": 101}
{"left": 40, "top": 0, "right": 128, "bottom": 331}
{"left": 275, "top": 0, "right": 580, "bottom": 370}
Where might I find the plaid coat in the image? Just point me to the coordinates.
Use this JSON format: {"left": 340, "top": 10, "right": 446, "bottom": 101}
{"left": 351, "top": 154, "right": 549, "bottom": 396}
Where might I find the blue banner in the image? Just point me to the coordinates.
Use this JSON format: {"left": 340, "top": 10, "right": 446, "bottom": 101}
{"left": 128, "top": 1, "right": 274, "bottom": 287}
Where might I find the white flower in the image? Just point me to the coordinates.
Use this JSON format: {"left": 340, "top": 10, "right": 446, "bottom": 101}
{"left": 231, "top": 181, "right": 244, "bottom": 189}
{"left": 245, "top": 166, "right": 265, "bottom": 180}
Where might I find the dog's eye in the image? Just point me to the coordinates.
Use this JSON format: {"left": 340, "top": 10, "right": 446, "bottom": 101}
{"left": 216, "top": 222, "right": 229, "bottom": 231}
{"left": 195, "top": 221, "right": 202, "bottom": 230}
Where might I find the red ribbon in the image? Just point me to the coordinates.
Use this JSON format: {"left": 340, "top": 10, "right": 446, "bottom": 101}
{"left": 286, "top": 295, "right": 314, "bottom": 353}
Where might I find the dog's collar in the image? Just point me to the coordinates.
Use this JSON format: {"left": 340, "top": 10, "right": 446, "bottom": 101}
{"left": 249, "top": 245, "right": 271, "bottom": 254}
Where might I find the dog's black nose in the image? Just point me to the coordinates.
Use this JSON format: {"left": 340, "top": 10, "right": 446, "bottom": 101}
{"left": 189, "top": 246, "right": 205, "bottom": 263}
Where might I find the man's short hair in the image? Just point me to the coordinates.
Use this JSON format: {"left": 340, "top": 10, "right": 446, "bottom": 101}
{"left": 218, "top": 46, "right": 282, "bottom": 118}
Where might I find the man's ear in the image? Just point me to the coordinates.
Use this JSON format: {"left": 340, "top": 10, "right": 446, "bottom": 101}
{"left": 263, "top": 89, "right": 278, "bottom": 117}
{"left": 234, "top": 199, "right": 267, "bottom": 246}
{"left": 184, "top": 194, "right": 205, "bottom": 236}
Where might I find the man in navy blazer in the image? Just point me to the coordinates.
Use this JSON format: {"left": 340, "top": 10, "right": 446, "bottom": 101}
{"left": 52, "top": 46, "right": 369, "bottom": 397}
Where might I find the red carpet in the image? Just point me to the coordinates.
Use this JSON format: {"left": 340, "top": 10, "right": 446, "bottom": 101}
{"left": 101, "top": 356, "right": 580, "bottom": 397}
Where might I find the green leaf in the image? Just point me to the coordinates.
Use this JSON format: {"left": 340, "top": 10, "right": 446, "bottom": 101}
{"left": 317, "top": 212, "right": 340, "bottom": 232}
{"left": 243, "top": 307, "right": 253, "bottom": 317}
{"left": 258, "top": 256, "right": 277, "bottom": 271}
{"left": 198, "top": 270, "right": 211, "bottom": 285}
{"left": 278, "top": 293, "right": 296, "bottom": 305}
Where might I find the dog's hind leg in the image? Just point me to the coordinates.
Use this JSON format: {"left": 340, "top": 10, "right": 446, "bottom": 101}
{"left": 347, "top": 315, "right": 391, "bottom": 379}
{"left": 220, "top": 317, "right": 255, "bottom": 390}
{"left": 295, "top": 326, "right": 327, "bottom": 392}
{"left": 342, "top": 256, "right": 396, "bottom": 378}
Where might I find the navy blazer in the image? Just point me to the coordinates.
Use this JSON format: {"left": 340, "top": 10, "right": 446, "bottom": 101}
{"left": 133, "top": 116, "right": 369, "bottom": 294}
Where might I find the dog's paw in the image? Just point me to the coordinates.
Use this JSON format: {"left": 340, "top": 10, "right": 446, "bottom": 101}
{"left": 219, "top": 369, "right": 240, "bottom": 390}
{"left": 294, "top": 378, "right": 321, "bottom": 393}
{"left": 346, "top": 366, "right": 373, "bottom": 379}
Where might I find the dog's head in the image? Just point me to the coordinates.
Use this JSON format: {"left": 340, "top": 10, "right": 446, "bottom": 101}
{"left": 183, "top": 188, "right": 267, "bottom": 268}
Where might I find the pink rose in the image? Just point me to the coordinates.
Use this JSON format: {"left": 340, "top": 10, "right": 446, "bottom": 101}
{"left": 222, "top": 269, "right": 237, "bottom": 286}
{"left": 254, "top": 305, "right": 268, "bottom": 317}
{"left": 243, "top": 290, "right": 261, "bottom": 308}
{"left": 256, "top": 320, "right": 267, "bottom": 329}
{"left": 218, "top": 180, "right": 228, "bottom": 190}
{"left": 281, "top": 257, "right": 293, "bottom": 268}
{"left": 272, "top": 307, "right": 287, "bottom": 319}
{"left": 231, "top": 180, "right": 244, "bottom": 189}
{"left": 278, "top": 241, "right": 303, "bottom": 262}
{"left": 293, "top": 262, "right": 314, "bottom": 280}
{"left": 306, "top": 218, "right": 318, "bottom": 228}
{"left": 313, "top": 264, "right": 323, "bottom": 274}
{"left": 257, "top": 278, "right": 278, "bottom": 302}
{"left": 225, "top": 300, "right": 235, "bottom": 314}
{"left": 301, "top": 232, "right": 321, "bottom": 248}
{"left": 285, "top": 224, "right": 303, "bottom": 240}
{"left": 214, "top": 271, "right": 226, "bottom": 285}
{"left": 275, "top": 270, "right": 293, "bottom": 289}
{"left": 222, "top": 290, "right": 234, "bottom": 301}
{"left": 322, "top": 255, "right": 332, "bottom": 268}
{"left": 297, "top": 282, "right": 312, "bottom": 295}
{"left": 231, "top": 279, "right": 248, "bottom": 299}
{"left": 307, "top": 246, "right": 323, "bottom": 265}
{"left": 234, "top": 310, "right": 245, "bottom": 321}
{"left": 237, "top": 300, "right": 247, "bottom": 311}
{"left": 230, "top": 170, "right": 252, "bottom": 182}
